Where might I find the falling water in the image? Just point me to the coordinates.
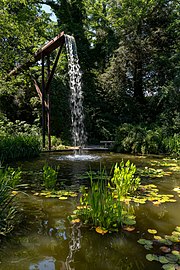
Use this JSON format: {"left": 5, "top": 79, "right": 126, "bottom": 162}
{"left": 65, "top": 35, "right": 86, "bottom": 148}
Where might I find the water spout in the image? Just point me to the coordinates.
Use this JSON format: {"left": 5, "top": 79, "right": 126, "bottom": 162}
{"left": 65, "top": 35, "right": 87, "bottom": 149}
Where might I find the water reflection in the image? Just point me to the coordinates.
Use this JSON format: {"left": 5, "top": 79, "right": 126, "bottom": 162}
{"left": 29, "top": 257, "right": 56, "bottom": 270}
{"left": 65, "top": 222, "right": 82, "bottom": 270}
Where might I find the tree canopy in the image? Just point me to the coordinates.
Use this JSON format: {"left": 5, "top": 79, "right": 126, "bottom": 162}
{"left": 0, "top": 0, "right": 179, "bottom": 143}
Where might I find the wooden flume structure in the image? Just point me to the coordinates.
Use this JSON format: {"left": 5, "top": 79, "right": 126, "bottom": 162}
{"left": 8, "top": 32, "right": 65, "bottom": 150}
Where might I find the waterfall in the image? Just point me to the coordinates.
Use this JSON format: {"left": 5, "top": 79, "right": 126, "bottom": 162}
{"left": 65, "top": 35, "right": 86, "bottom": 148}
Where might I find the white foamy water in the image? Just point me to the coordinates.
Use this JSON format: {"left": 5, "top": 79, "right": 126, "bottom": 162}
{"left": 65, "top": 35, "right": 87, "bottom": 148}
{"left": 55, "top": 154, "right": 101, "bottom": 161}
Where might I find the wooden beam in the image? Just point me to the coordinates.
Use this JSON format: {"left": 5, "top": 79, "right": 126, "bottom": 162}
{"left": 33, "top": 78, "right": 48, "bottom": 109}
{"left": 45, "top": 43, "right": 64, "bottom": 93}
{"left": 8, "top": 32, "right": 65, "bottom": 77}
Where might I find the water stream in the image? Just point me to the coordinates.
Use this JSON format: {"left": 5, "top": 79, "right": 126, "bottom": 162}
{"left": 65, "top": 35, "right": 86, "bottom": 148}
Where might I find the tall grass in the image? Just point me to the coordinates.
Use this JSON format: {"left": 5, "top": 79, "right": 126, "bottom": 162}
{"left": 0, "top": 167, "right": 21, "bottom": 236}
{"left": 0, "top": 115, "right": 41, "bottom": 163}
{"left": 0, "top": 135, "right": 41, "bottom": 163}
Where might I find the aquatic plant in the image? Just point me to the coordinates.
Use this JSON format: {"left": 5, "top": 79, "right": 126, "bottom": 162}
{"left": 111, "top": 160, "right": 140, "bottom": 196}
{"left": 0, "top": 167, "right": 22, "bottom": 236}
{"left": 138, "top": 226, "right": 180, "bottom": 269}
{"left": 34, "top": 190, "right": 78, "bottom": 200}
{"left": 71, "top": 161, "right": 138, "bottom": 233}
{"left": 42, "top": 164, "right": 58, "bottom": 190}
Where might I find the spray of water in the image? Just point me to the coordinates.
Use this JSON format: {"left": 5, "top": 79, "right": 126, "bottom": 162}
{"left": 65, "top": 35, "right": 86, "bottom": 148}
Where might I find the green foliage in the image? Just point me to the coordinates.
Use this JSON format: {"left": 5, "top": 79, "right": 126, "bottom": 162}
{"left": 163, "top": 134, "right": 180, "bottom": 156}
{"left": 138, "top": 226, "right": 180, "bottom": 269}
{"left": 0, "top": 115, "right": 40, "bottom": 136}
{"left": 0, "top": 135, "right": 41, "bottom": 163}
{"left": 0, "top": 0, "right": 52, "bottom": 77}
{"left": 114, "top": 124, "right": 180, "bottom": 156}
{"left": 0, "top": 115, "right": 41, "bottom": 162}
{"left": 76, "top": 169, "right": 123, "bottom": 230}
{"left": 42, "top": 164, "right": 58, "bottom": 190}
{"left": 0, "top": 167, "right": 22, "bottom": 236}
{"left": 0, "top": 167, "right": 21, "bottom": 188}
{"left": 111, "top": 160, "right": 141, "bottom": 197}
{"left": 73, "top": 161, "right": 138, "bottom": 231}
{"left": 0, "top": 0, "right": 179, "bottom": 147}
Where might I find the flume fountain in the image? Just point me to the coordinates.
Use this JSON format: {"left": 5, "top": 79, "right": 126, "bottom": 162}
{"left": 65, "top": 34, "right": 86, "bottom": 149}
{"left": 58, "top": 35, "right": 100, "bottom": 162}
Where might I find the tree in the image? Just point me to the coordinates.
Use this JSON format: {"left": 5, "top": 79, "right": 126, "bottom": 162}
{"left": 0, "top": 0, "right": 53, "bottom": 122}
{"left": 98, "top": 0, "right": 179, "bottom": 120}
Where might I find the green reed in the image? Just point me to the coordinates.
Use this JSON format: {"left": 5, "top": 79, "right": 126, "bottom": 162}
{"left": 42, "top": 164, "right": 58, "bottom": 190}
{"left": 0, "top": 167, "right": 22, "bottom": 236}
{"left": 75, "top": 160, "right": 139, "bottom": 231}
{"left": 0, "top": 134, "right": 41, "bottom": 163}
{"left": 111, "top": 160, "right": 141, "bottom": 197}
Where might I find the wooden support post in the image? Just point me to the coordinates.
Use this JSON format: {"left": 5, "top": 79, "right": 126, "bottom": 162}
{"left": 47, "top": 55, "right": 51, "bottom": 151}
{"left": 8, "top": 32, "right": 65, "bottom": 151}
{"left": 41, "top": 53, "right": 46, "bottom": 148}
{"left": 45, "top": 44, "right": 64, "bottom": 92}
{"left": 33, "top": 78, "right": 48, "bottom": 108}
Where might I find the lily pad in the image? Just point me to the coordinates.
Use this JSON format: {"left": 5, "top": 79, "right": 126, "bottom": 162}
{"left": 59, "top": 196, "right": 68, "bottom": 200}
{"left": 159, "top": 256, "right": 170, "bottom": 264}
{"left": 146, "top": 254, "right": 158, "bottom": 261}
{"left": 175, "top": 226, "right": 180, "bottom": 233}
{"left": 138, "top": 239, "right": 153, "bottom": 245}
{"left": 144, "top": 244, "right": 153, "bottom": 250}
{"left": 165, "top": 254, "right": 178, "bottom": 263}
{"left": 148, "top": 229, "right": 157, "bottom": 234}
{"left": 171, "top": 250, "right": 180, "bottom": 256}
{"left": 71, "top": 218, "right": 81, "bottom": 224}
{"left": 95, "top": 227, "right": 108, "bottom": 235}
{"left": 122, "top": 217, "right": 136, "bottom": 225}
{"left": 165, "top": 235, "right": 180, "bottom": 243}
{"left": 154, "top": 235, "right": 162, "bottom": 240}
{"left": 123, "top": 226, "right": 135, "bottom": 232}
{"left": 162, "top": 264, "right": 176, "bottom": 270}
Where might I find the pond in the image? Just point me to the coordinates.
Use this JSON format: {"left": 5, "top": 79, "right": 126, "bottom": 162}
{"left": 0, "top": 151, "right": 180, "bottom": 270}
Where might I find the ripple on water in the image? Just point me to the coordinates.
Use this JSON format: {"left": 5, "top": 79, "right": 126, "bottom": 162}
{"left": 55, "top": 154, "right": 101, "bottom": 161}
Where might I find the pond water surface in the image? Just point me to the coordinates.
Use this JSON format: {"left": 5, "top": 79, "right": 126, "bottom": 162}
{"left": 0, "top": 151, "right": 180, "bottom": 270}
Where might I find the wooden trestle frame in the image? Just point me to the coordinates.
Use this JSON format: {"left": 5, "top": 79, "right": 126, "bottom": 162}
{"left": 8, "top": 32, "right": 65, "bottom": 150}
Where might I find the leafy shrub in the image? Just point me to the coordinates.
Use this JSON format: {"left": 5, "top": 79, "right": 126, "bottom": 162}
{"left": 114, "top": 124, "right": 180, "bottom": 156}
{"left": 0, "top": 115, "right": 40, "bottom": 137}
{"left": 142, "top": 129, "right": 163, "bottom": 155}
{"left": 0, "top": 135, "right": 41, "bottom": 163}
{"left": 0, "top": 114, "right": 41, "bottom": 162}
{"left": 163, "top": 134, "right": 180, "bottom": 156}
